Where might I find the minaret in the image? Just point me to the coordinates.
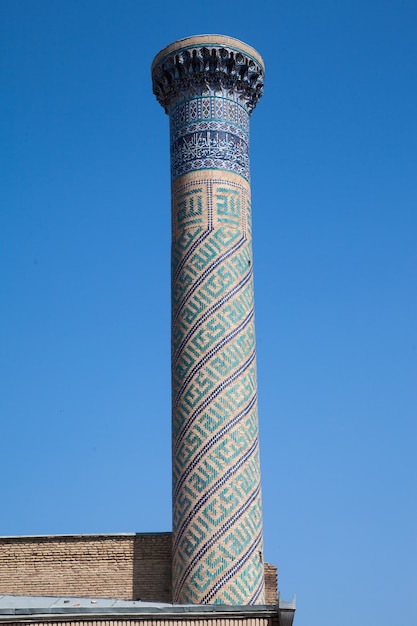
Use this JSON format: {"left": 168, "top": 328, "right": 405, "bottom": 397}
{"left": 152, "top": 35, "right": 265, "bottom": 606}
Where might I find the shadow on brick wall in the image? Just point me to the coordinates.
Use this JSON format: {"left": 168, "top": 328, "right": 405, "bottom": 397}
{"left": 132, "top": 533, "right": 172, "bottom": 602}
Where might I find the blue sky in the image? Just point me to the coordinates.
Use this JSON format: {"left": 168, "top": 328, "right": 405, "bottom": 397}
{"left": 1, "top": 1, "right": 416, "bottom": 624}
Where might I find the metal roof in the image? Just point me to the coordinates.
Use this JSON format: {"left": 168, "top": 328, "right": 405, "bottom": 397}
{"left": 0, "top": 595, "right": 171, "bottom": 612}
{"left": 0, "top": 594, "right": 295, "bottom": 626}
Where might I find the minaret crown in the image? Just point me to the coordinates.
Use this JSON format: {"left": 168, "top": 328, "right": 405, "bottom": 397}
{"left": 152, "top": 35, "right": 265, "bottom": 114}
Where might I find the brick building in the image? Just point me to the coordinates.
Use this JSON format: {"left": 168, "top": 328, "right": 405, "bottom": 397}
{"left": 1, "top": 33, "right": 295, "bottom": 626}
{"left": 0, "top": 534, "right": 295, "bottom": 624}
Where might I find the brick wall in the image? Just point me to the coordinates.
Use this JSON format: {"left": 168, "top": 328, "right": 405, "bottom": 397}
{"left": 263, "top": 563, "right": 278, "bottom": 605}
{"left": 0, "top": 534, "right": 171, "bottom": 602}
{"left": 0, "top": 534, "right": 276, "bottom": 604}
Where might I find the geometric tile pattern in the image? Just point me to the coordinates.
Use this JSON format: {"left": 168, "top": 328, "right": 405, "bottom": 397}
{"left": 170, "top": 172, "right": 264, "bottom": 605}
{"left": 152, "top": 35, "right": 266, "bottom": 606}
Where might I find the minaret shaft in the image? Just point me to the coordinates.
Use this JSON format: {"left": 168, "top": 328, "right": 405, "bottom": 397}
{"left": 152, "top": 35, "right": 265, "bottom": 605}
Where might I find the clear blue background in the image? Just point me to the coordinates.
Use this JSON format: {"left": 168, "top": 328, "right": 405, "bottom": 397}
{"left": 1, "top": 1, "right": 416, "bottom": 624}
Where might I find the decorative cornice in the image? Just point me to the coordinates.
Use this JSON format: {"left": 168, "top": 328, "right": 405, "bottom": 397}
{"left": 152, "top": 36, "right": 265, "bottom": 115}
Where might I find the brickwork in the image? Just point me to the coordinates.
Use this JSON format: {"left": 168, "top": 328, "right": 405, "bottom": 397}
{"left": 263, "top": 564, "right": 278, "bottom": 606}
{"left": 0, "top": 617, "right": 271, "bottom": 626}
{"left": 0, "top": 534, "right": 276, "bottom": 604}
{"left": 0, "top": 534, "right": 171, "bottom": 602}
